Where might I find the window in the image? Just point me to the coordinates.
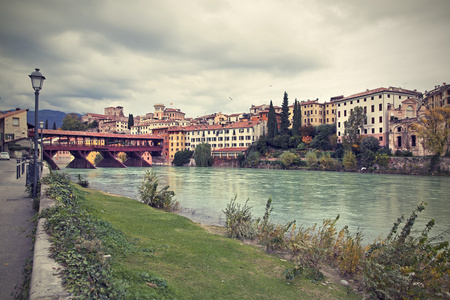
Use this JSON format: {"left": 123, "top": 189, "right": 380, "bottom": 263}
{"left": 338, "top": 111, "right": 341, "bottom": 117}
{"left": 371, "top": 96, "right": 374, "bottom": 100}
{"left": 371, "top": 117, "right": 375, "bottom": 124}
{"left": 357, "top": 99, "right": 360, "bottom": 103}
{"left": 411, "top": 135, "right": 416, "bottom": 147}
{"left": 387, "top": 94, "right": 390, "bottom": 98}
{"left": 379, "top": 128, "right": 383, "bottom": 133}
{"left": 372, "top": 128, "right": 375, "bottom": 133}
{"left": 364, "top": 106, "right": 367, "bottom": 113}
{"left": 397, "top": 136, "right": 402, "bottom": 147}
{"left": 379, "top": 137, "right": 383, "bottom": 141}
{"left": 379, "top": 116, "right": 382, "bottom": 123}
{"left": 364, "top": 98, "right": 367, "bottom": 102}
{"left": 379, "top": 104, "right": 382, "bottom": 111}
{"left": 397, "top": 127, "right": 402, "bottom": 132}
{"left": 364, "top": 129, "right": 367, "bottom": 134}
{"left": 371, "top": 105, "right": 375, "bottom": 112}
{"left": 406, "top": 105, "right": 414, "bottom": 118}
{"left": 344, "top": 110, "right": 347, "bottom": 117}
{"left": 12, "top": 118, "right": 19, "bottom": 126}
{"left": 379, "top": 95, "right": 382, "bottom": 99}
{"left": 350, "top": 101, "right": 353, "bottom": 104}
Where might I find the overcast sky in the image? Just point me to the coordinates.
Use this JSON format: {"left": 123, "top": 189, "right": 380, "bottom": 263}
{"left": 1, "top": 0, "right": 449, "bottom": 119}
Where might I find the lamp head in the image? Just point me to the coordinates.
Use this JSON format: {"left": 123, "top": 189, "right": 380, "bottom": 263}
{"left": 29, "top": 68, "right": 46, "bottom": 91}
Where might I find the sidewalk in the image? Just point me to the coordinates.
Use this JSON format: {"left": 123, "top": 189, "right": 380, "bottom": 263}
{"left": 0, "top": 159, "right": 35, "bottom": 299}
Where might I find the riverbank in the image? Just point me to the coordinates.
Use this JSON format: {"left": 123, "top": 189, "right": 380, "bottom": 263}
{"left": 38, "top": 177, "right": 361, "bottom": 299}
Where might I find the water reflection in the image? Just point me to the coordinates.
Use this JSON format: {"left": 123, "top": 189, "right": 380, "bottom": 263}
{"left": 62, "top": 167, "right": 450, "bottom": 243}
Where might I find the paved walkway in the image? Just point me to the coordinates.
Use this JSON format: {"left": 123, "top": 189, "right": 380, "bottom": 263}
{"left": 0, "top": 159, "right": 35, "bottom": 299}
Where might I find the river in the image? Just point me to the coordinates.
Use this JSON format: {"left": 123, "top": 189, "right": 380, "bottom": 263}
{"left": 61, "top": 166, "right": 450, "bottom": 243}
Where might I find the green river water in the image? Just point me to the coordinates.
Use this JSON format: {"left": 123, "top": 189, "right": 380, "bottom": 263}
{"left": 62, "top": 166, "right": 450, "bottom": 243}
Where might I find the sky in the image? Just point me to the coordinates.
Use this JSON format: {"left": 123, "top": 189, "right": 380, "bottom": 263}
{"left": 1, "top": 0, "right": 449, "bottom": 119}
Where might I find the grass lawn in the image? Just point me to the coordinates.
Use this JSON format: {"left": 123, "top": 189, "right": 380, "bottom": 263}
{"left": 78, "top": 187, "right": 361, "bottom": 299}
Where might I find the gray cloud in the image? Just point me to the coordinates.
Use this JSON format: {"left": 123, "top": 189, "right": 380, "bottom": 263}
{"left": 0, "top": 0, "right": 449, "bottom": 118}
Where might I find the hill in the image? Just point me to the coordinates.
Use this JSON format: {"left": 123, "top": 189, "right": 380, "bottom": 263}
{"left": 27, "top": 110, "right": 81, "bottom": 129}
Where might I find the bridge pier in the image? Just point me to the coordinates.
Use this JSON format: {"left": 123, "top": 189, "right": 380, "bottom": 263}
{"left": 66, "top": 151, "right": 96, "bottom": 169}
{"left": 96, "top": 151, "right": 126, "bottom": 168}
{"left": 123, "top": 152, "right": 152, "bottom": 167}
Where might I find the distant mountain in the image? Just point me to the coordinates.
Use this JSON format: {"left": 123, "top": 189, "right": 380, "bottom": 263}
{"left": 27, "top": 110, "right": 82, "bottom": 129}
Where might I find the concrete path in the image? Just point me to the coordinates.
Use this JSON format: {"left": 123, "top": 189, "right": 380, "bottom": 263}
{"left": 0, "top": 159, "right": 35, "bottom": 299}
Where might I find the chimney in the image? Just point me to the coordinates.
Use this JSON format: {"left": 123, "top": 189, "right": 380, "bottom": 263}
{"left": 16, "top": 107, "right": 20, "bottom": 110}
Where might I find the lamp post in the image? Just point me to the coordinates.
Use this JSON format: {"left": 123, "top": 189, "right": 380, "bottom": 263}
{"left": 39, "top": 120, "right": 44, "bottom": 171}
{"left": 29, "top": 68, "right": 45, "bottom": 199}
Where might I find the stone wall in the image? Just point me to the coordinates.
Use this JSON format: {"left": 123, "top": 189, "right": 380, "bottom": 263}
{"left": 388, "top": 156, "right": 450, "bottom": 174}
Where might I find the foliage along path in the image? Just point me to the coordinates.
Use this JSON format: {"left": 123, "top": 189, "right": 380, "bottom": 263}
{"left": 78, "top": 186, "right": 360, "bottom": 299}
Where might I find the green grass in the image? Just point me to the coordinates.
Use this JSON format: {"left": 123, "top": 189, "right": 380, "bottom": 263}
{"left": 78, "top": 187, "right": 361, "bottom": 299}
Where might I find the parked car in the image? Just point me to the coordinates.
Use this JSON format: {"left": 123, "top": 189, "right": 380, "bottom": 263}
{"left": 0, "top": 152, "right": 10, "bottom": 160}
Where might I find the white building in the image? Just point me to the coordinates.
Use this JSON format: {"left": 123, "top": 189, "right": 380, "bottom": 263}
{"left": 185, "top": 120, "right": 267, "bottom": 151}
{"left": 335, "top": 87, "right": 421, "bottom": 147}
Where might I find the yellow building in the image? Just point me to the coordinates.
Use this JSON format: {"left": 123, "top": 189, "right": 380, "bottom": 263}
{"left": 168, "top": 127, "right": 187, "bottom": 162}
{"left": 422, "top": 83, "right": 450, "bottom": 109}
{"left": 300, "top": 99, "right": 325, "bottom": 126}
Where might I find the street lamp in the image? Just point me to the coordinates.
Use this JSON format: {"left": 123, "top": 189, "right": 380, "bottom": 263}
{"left": 39, "top": 120, "right": 44, "bottom": 171}
{"left": 29, "top": 68, "right": 45, "bottom": 199}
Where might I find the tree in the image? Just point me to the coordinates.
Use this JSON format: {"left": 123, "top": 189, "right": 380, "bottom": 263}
{"left": 52, "top": 122, "right": 57, "bottom": 130}
{"left": 280, "top": 92, "right": 290, "bottom": 135}
{"left": 360, "top": 136, "right": 380, "bottom": 168}
{"left": 45, "top": 119, "right": 49, "bottom": 129}
{"left": 128, "top": 114, "right": 134, "bottom": 129}
{"left": 173, "top": 150, "right": 193, "bottom": 166}
{"left": 267, "top": 100, "right": 278, "bottom": 139}
{"left": 343, "top": 106, "right": 367, "bottom": 152}
{"left": 292, "top": 99, "right": 302, "bottom": 136}
{"left": 61, "top": 114, "right": 86, "bottom": 131}
{"left": 194, "top": 143, "right": 213, "bottom": 167}
{"left": 310, "top": 124, "right": 336, "bottom": 150}
{"left": 415, "top": 107, "right": 450, "bottom": 156}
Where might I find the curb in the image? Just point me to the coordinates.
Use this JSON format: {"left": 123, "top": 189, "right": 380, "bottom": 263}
{"left": 29, "top": 168, "right": 72, "bottom": 300}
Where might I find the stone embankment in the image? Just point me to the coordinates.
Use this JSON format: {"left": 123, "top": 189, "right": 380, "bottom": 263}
{"left": 29, "top": 166, "right": 72, "bottom": 300}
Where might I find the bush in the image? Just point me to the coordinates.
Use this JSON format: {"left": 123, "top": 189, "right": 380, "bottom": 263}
{"left": 319, "top": 152, "right": 338, "bottom": 170}
{"left": 363, "top": 203, "right": 450, "bottom": 299}
{"left": 395, "top": 149, "right": 413, "bottom": 157}
{"left": 305, "top": 150, "right": 318, "bottom": 168}
{"left": 223, "top": 196, "right": 256, "bottom": 239}
{"left": 246, "top": 150, "right": 261, "bottom": 167}
{"left": 138, "top": 170, "right": 179, "bottom": 211}
{"left": 279, "top": 151, "right": 297, "bottom": 168}
{"left": 343, "top": 151, "right": 357, "bottom": 170}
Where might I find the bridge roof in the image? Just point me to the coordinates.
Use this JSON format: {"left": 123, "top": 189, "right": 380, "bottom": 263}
{"left": 35, "top": 129, "right": 163, "bottom": 140}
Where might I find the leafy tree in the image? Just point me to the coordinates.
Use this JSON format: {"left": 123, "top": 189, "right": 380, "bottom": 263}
{"left": 128, "top": 114, "right": 134, "bottom": 129}
{"left": 343, "top": 106, "right": 366, "bottom": 152}
{"left": 194, "top": 143, "right": 213, "bottom": 167}
{"left": 319, "top": 152, "right": 337, "bottom": 170}
{"left": 360, "top": 136, "right": 380, "bottom": 153}
{"left": 173, "top": 150, "right": 193, "bottom": 166}
{"left": 292, "top": 99, "right": 302, "bottom": 136}
{"left": 273, "top": 134, "right": 290, "bottom": 149}
{"left": 267, "top": 100, "right": 278, "bottom": 139}
{"left": 343, "top": 150, "right": 357, "bottom": 170}
{"left": 302, "top": 135, "right": 312, "bottom": 147}
{"left": 61, "top": 114, "right": 86, "bottom": 131}
{"left": 246, "top": 151, "right": 261, "bottom": 167}
{"left": 299, "top": 124, "right": 314, "bottom": 138}
{"left": 415, "top": 107, "right": 450, "bottom": 156}
{"left": 310, "top": 124, "right": 336, "bottom": 150}
{"left": 280, "top": 92, "right": 290, "bottom": 135}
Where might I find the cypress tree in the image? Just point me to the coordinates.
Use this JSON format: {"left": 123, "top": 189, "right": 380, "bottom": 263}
{"left": 45, "top": 119, "right": 49, "bottom": 129}
{"left": 280, "top": 91, "right": 290, "bottom": 135}
{"left": 267, "top": 100, "right": 278, "bottom": 139}
{"left": 128, "top": 114, "right": 134, "bottom": 129}
{"left": 53, "top": 122, "right": 57, "bottom": 130}
{"left": 292, "top": 99, "right": 302, "bottom": 136}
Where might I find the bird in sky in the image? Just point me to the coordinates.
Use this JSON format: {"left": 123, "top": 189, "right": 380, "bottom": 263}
{"left": 229, "top": 97, "right": 233, "bottom": 101}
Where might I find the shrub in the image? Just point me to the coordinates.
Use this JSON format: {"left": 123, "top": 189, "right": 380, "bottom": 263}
{"left": 223, "top": 196, "right": 256, "bottom": 239}
{"left": 138, "top": 170, "right": 179, "bottom": 211}
{"left": 342, "top": 151, "right": 357, "bottom": 170}
{"left": 363, "top": 203, "right": 450, "bottom": 299}
{"left": 305, "top": 150, "right": 318, "bottom": 168}
{"left": 256, "top": 197, "right": 295, "bottom": 252}
{"left": 246, "top": 150, "right": 261, "bottom": 167}
{"left": 279, "top": 151, "right": 297, "bottom": 168}
{"left": 319, "top": 152, "right": 337, "bottom": 170}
